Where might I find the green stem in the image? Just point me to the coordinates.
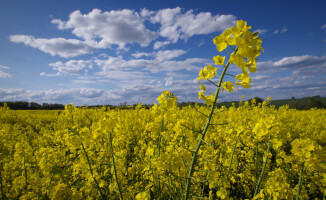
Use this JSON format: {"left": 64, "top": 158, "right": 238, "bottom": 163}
{"left": 229, "top": 45, "right": 236, "bottom": 52}
{"left": 81, "top": 143, "right": 105, "bottom": 199}
{"left": 255, "top": 143, "right": 259, "bottom": 180}
{"left": 184, "top": 48, "right": 238, "bottom": 200}
{"left": 207, "top": 79, "right": 219, "bottom": 87}
{"left": 109, "top": 132, "right": 123, "bottom": 200}
{"left": 226, "top": 132, "right": 241, "bottom": 180}
{"left": 158, "top": 112, "right": 164, "bottom": 158}
{"left": 295, "top": 161, "right": 305, "bottom": 200}
{"left": 254, "top": 133, "right": 271, "bottom": 197}
{"left": 225, "top": 73, "right": 235, "bottom": 77}
{"left": 156, "top": 112, "right": 164, "bottom": 199}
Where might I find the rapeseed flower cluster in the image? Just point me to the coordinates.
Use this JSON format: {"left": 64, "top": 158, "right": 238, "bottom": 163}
{"left": 197, "top": 20, "right": 263, "bottom": 105}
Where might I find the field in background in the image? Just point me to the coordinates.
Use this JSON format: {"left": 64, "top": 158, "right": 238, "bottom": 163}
{"left": 217, "top": 96, "right": 326, "bottom": 109}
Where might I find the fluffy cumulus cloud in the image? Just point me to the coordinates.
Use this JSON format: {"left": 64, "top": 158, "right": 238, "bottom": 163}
{"left": 142, "top": 7, "right": 236, "bottom": 42}
{"left": 41, "top": 60, "right": 93, "bottom": 76}
{"left": 155, "top": 49, "right": 186, "bottom": 61}
{"left": 94, "top": 50, "right": 208, "bottom": 73}
{"left": 9, "top": 35, "right": 94, "bottom": 58}
{"left": 131, "top": 52, "right": 153, "bottom": 58}
{"left": 257, "top": 55, "right": 326, "bottom": 73}
{"left": 153, "top": 41, "right": 171, "bottom": 49}
{"left": 10, "top": 8, "right": 237, "bottom": 57}
{"left": 52, "top": 9, "right": 157, "bottom": 48}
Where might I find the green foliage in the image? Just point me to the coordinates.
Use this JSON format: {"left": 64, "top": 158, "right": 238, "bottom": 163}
{"left": 289, "top": 97, "right": 325, "bottom": 110}
{"left": 248, "top": 97, "right": 264, "bottom": 106}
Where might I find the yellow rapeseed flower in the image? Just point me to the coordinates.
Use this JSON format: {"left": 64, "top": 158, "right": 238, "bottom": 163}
{"left": 222, "top": 81, "right": 234, "bottom": 92}
{"left": 213, "top": 55, "right": 225, "bottom": 65}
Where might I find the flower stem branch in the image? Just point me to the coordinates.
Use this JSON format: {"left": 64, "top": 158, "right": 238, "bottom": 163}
{"left": 184, "top": 48, "right": 238, "bottom": 200}
{"left": 295, "top": 161, "right": 305, "bottom": 200}
{"left": 158, "top": 112, "right": 164, "bottom": 158}
{"left": 254, "top": 133, "right": 271, "bottom": 197}
{"left": 109, "top": 132, "right": 123, "bottom": 200}
{"left": 81, "top": 143, "right": 106, "bottom": 199}
{"left": 226, "top": 132, "right": 242, "bottom": 180}
{"left": 207, "top": 79, "right": 219, "bottom": 87}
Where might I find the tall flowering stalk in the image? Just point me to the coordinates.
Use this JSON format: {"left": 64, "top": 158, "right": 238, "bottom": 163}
{"left": 184, "top": 20, "right": 264, "bottom": 199}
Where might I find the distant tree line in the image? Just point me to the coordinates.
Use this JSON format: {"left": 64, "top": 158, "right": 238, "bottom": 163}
{"left": 0, "top": 102, "right": 65, "bottom": 110}
{"left": 289, "top": 97, "right": 325, "bottom": 110}
{"left": 1, "top": 95, "right": 324, "bottom": 110}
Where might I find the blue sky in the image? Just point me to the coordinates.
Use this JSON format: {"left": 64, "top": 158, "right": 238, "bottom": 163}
{"left": 0, "top": 0, "right": 325, "bottom": 105}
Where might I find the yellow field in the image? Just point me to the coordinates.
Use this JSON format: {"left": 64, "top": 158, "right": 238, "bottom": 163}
{"left": 0, "top": 102, "right": 325, "bottom": 199}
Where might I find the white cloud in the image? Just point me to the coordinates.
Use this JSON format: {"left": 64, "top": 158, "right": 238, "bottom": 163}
{"left": 44, "top": 60, "right": 93, "bottom": 76}
{"left": 94, "top": 53, "right": 208, "bottom": 73}
{"left": 257, "top": 55, "right": 326, "bottom": 74}
{"left": 240, "top": 54, "right": 326, "bottom": 100}
{"left": 165, "top": 76, "right": 173, "bottom": 86}
{"left": 273, "top": 55, "right": 324, "bottom": 68}
{"left": 40, "top": 72, "right": 58, "bottom": 77}
{"left": 0, "top": 65, "right": 11, "bottom": 78}
{"left": 10, "top": 35, "right": 94, "bottom": 58}
{"left": 0, "top": 65, "right": 9, "bottom": 70}
{"left": 98, "top": 53, "right": 109, "bottom": 58}
{"left": 96, "top": 70, "right": 149, "bottom": 80}
{"left": 2, "top": 53, "right": 325, "bottom": 105}
{"left": 281, "top": 27, "right": 288, "bottom": 33}
{"left": 0, "top": 88, "right": 117, "bottom": 105}
{"left": 253, "top": 29, "right": 268, "bottom": 35}
{"left": 252, "top": 74, "right": 271, "bottom": 81}
{"left": 249, "top": 75, "right": 326, "bottom": 98}
{"left": 143, "top": 7, "right": 236, "bottom": 42}
{"left": 0, "top": 71, "right": 11, "bottom": 78}
{"left": 153, "top": 41, "right": 171, "bottom": 49}
{"left": 52, "top": 9, "right": 157, "bottom": 48}
{"left": 132, "top": 52, "right": 153, "bottom": 58}
{"left": 273, "top": 26, "right": 287, "bottom": 34}
{"left": 195, "top": 39, "right": 205, "bottom": 47}
{"left": 155, "top": 49, "right": 186, "bottom": 61}
{"left": 11, "top": 8, "right": 237, "bottom": 58}
{"left": 0, "top": 86, "right": 162, "bottom": 105}
{"left": 321, "top": 24, "right": 326, "bottom": 29}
